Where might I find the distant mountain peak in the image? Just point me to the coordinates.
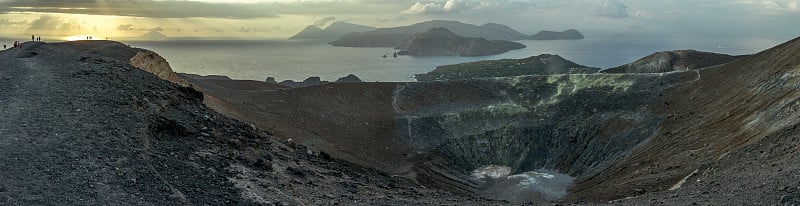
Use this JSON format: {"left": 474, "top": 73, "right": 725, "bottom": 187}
{"left": 289, "top": 22, "right": 374, "bottom": 40}
{"left": 141, "top": 30, "right": 168, "bottom": 40}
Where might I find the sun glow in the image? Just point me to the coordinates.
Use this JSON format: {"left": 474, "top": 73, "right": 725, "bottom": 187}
{"left": 65, "top": 35, "right": 93, "bottom": 41}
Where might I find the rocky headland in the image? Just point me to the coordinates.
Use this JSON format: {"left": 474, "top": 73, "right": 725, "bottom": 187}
{"left": 530, "top": 29, "right": 585, "bottom": 40}
{"left": 415, "top": 54, "right": 599, "bottom": 81}
{"left": 396, "top": 27, "right": 526, "bottom": 57}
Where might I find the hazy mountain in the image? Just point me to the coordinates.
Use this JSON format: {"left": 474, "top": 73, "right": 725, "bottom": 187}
{"left": 396, "top": 27, "right": 526, "bottom": 57}
{"left": 530, "top": 29, "right": 584, "bottom": 40}
{"left": 140, "top": 30, "right": 168, "bottom": 40}
{"left": 330, "top": 20, "right": 529, "bottom": 48}
{"left": 289, "top": 25, "right": 326, "bottom": 39}
{"left": 289, "top": 21, "right": 376, "bottom": 40}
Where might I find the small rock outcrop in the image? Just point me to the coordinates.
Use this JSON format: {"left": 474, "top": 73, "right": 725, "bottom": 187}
{"left": 129, "top": 50, "right": 187, "bottom": 85}
{"left": 416, "top": 54, "right": 598, "bottom": 81}
{"left": 335, "top": 74, "right": 362, "bottom": 83}
{"left": 397, "top": 27, "right": 525, "bottom": 57}
{"left": 602, "top": 50, "right": 743, "bottom": 73}
{"left": 530, "top": 29, "right": 584, "bottom": 40}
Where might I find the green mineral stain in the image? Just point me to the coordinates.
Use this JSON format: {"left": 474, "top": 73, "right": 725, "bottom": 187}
{"left": 537, "top": 74, "right": 635, "bottom": 107}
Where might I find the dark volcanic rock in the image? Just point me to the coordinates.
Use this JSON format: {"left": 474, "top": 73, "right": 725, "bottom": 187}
{"left": 330, "top": 20, "right": 529, "bottom": 48}
{"left": 416, "top": 54, "right": 599, "bottom": 81}
{"left": 279, "top": 77, "right": 325, "bottom": 88}
{"left": 602, "top": 50, "right": 743, "bottom": 73}
{"left": 163, "top": 35, "right": 800, "bottom": 205}
{"left": 0, "top": 40, "right": 496, "bottom": 205}
{"left": 335, "top": 74, "right": 362, "bottom": 83}
{"left": 397, "top": 27, "right": 525, "bottom": 57}
{"left": 530, "top": 29, "right": 584, "bottom": 40}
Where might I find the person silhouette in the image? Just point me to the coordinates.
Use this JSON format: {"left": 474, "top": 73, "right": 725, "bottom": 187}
{"left": 31, "top": 35, "right": 34, "bottom": 41}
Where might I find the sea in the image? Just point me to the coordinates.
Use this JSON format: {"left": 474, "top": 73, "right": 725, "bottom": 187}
{"left": 76, "top": 36, "right": 796, "bottom": 82}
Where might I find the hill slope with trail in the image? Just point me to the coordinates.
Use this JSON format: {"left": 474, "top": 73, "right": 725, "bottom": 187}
{"left": 0, "top": 41, "right": 494, "bottom": 205}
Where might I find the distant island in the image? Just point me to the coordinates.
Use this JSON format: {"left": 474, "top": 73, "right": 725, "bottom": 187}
{"left": 396, "top": 27, "right": 525, "bottom": 57}
{"left": 530, "top": 29, "right": 584, "bottom": 40}
{"left": 140, "top": 30, "right": 168, "bottom": 41}
{"left": 415, "top": 54, "right": 598, "bottom": 81}
{"left": 289, "top": 21, "right": 376, "bottom": 40}
{"left": 602, "top": 50, "right": 743, "bottom": 73}
{"left": 329, "top": 20, "right": 531, "bottom": 48}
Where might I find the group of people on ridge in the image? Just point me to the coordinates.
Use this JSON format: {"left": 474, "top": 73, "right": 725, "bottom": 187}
{"left": 3, "top": 35, "right": 43, "bottom": 50}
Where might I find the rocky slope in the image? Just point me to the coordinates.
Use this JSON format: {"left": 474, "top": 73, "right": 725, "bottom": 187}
{"left": 289, "top": 22, "right": 376, "bottom": 40}
{"left": 602, "top": 50, "right": 743, "bottom": 73}
{"left": 185, "top": 36, "right": 800, "bottom": 204}
{"left": 397, "top": 27, "right": 525, "bottom": 57}
{"left": 530, "top": 29, "right": 584, "bottom": 40}
{"left": 415, "top": 54, "right": 599, "bottom": 81}
{"left": 0, "top": 41, "right": 497, "bottom": 205}
{"left": 329, "top": 20, "right": 529, "bottom": 48}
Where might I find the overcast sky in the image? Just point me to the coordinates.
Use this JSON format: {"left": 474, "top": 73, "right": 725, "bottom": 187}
{"left": 0, "top": 0, "right": 797, "bottom": 42}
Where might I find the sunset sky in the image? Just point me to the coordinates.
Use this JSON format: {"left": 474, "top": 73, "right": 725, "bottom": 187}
{"left": 0, "top": 0, "right": 797, "bottom": 41}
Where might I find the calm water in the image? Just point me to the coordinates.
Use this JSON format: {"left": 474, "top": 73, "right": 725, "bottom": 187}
{"left": 122, "top": 37, "right": 780, "bottom": 82}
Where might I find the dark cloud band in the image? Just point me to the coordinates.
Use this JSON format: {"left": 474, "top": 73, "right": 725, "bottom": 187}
{"left": 0, "top": 0, "right": 277, "bottom": 19}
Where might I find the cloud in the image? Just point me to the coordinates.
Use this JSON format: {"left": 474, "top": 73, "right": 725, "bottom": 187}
{"left": 632, "top": 10, "right": 654, "bottom": 18}
{"left": 599, "top": 0, "right": 629, "bottom": 18}
{"left": 313, "top": 16, "right": 337, "bottom": 27}
{"left": 0, "top": 0, "right": 278, "bottom": 19}
{"left": 117, "top": 24, "right": 134, "bottom": 31}
{"left": 238, "top": 26, "right": 283, "bottom": 33}
{"left": 0, "top": 19, "right": 27, "bottom": 27}
{"left": 28, "top": 15, "right": 80, "bottom": 31}
{"left": 403, "top": 0, "right": 468, "bottom": 14}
